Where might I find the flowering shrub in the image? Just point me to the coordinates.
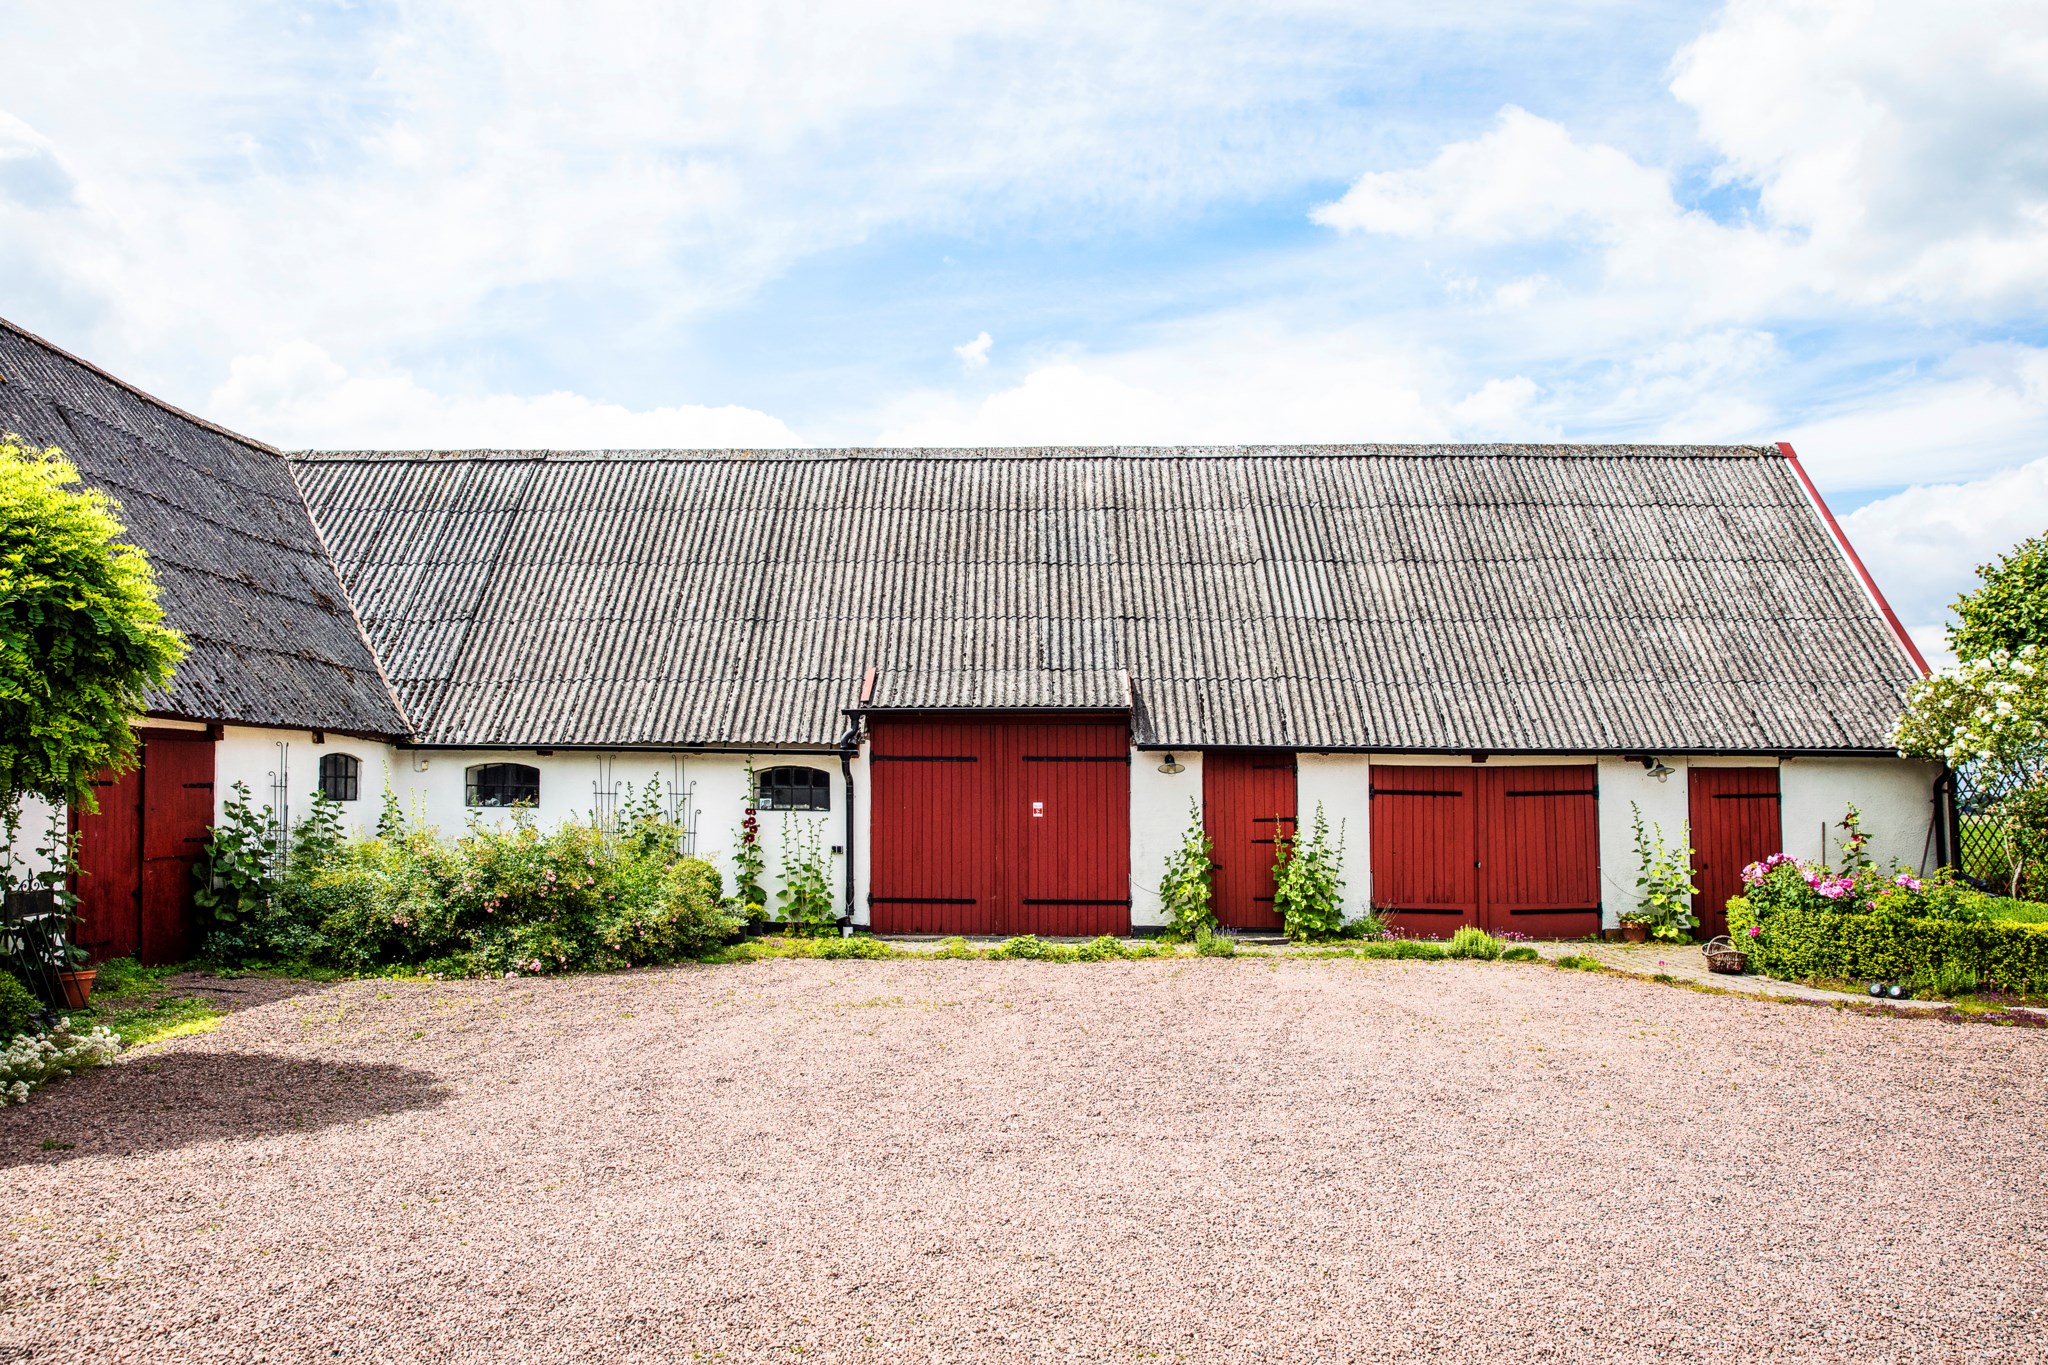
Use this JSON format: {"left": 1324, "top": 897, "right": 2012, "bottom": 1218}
{"left": 1, "top": 1018, "right": 119, "bottom": 1105}
{"left": 217, "top": 812, "right": 737, "bottom": 976}
{"left": 1274, "top": 804, "right": 1347, "bottom": 941}
{"left": 1157, "top": 800, "right": 1217, "bottom": 941}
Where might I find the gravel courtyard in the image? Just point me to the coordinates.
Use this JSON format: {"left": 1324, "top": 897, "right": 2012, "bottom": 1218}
{"left": 5, "top": 957, "right": 2046, "bottom": 1364}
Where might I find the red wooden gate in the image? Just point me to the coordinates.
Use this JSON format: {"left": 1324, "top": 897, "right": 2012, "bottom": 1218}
{"left": 869, "top": 715, "right": 1129, "bottom": 936}
{"left": 1370, "top": 764, "right": 1600, "bottom": 938}
{"left": 1203, "top": 751, "right": 1297, "bottom": 930}
{"left": 70, "top": 730, "right": 215, "bottom": 965}
{"left": 1688, "top": 767, "right": 1781, "bottom": 938}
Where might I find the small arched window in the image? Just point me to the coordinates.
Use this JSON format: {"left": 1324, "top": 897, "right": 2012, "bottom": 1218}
{"left": 466, "top": 762, "right": 541, "bottom": 808}
{"left": 318, "top": 752, "right": 361, "bottom": 802}
{"left": 757, "top": 766, "right": 830, "bottom": 811}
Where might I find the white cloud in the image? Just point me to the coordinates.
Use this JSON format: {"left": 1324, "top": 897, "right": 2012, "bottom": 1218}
{"left": 953, "top": 331, "right": 993, "bottom": 369}
{"left": 207, "top": 341, "right": 797, "bottom": 450}
{"left": 1780, "top": 344, "right": 2048, "bottom": 492}
{"left": 1316, "top": 1, "right": 2048, "bottom": 321}
{"left": 1843, "top": 456, "right": 2048, "bottom": 667}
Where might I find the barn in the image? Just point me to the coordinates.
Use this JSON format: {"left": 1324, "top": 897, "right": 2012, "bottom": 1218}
{"left": 2, "top": 316, "right": 1945, "bottom": 952}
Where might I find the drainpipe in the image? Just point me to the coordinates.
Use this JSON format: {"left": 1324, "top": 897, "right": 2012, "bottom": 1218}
{"left": 837, "top": 720, "right": 859, "bottom": 927}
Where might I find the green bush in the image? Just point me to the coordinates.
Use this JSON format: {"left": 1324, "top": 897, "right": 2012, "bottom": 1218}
{"left": 1274, "top": 804, "right": 1347, "bottom": 941}
{"left": 1194, "top": 928, "right": 1238, "bottom": 958}
{"left": 1728, "top": 895, "right": 2048, "bottom": 994}
{"left": 1554, "top": 953, "right": 1603, "bottom": 971}
{"left": 206, "top": 810, "right": 736, "bottom": 977}
{"left": 989, "top": 935, "right": 1054, "bottom": 961}
{"left": 1501, "top": 945, "right": 1540, "bottom": 962}
{"left": 0, "top": 972, "right": 36, "bottom": 1041}
{"left": 1445, "top": 926, "right": 1503, "bottom": 960}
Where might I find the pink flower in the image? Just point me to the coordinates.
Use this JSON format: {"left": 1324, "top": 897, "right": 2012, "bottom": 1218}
{"left": 1894, "top": 873, "right": 1922, "bottom": 892}
{"left": 1746, "top": 925, "right": 1760, "bottom": 938}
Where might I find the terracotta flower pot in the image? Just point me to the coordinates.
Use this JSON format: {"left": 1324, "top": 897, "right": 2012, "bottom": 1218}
{"left": 1621, "top": 922, "right": 1649, "bottom": 944}
{"left": 58, "top": 969, "right": 96, "bottom": 1008}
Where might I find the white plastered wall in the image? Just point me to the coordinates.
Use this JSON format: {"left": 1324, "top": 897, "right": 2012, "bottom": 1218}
{"left": 1597, "top": 755, "right": 1694, "bottom": 929}
{"left": 214, "top": 725, "right": 397, "bottom": 840}
{"left": 386, "top": 748, "right": 853, "bottom": 919}
{"left": 1297, "top": 753, "right": 1373, "bottom": 922}
{"left": 1129, "top": 749, "right": 1204, "bottom": 927}
{"left": 4, "top": 794, "right": 64, "bottom": 881}
{"left": 1780, "top": 756, "right": 1943, "bottom": 874}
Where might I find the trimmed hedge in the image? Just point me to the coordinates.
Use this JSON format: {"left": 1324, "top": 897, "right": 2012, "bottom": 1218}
{"left": 1728, "top": 896, "right": 2048, "bottom": 993}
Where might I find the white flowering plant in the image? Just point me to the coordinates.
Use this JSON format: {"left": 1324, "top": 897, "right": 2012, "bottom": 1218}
{"left": 1893, "top": 647, "right": 2048, "bottom": 897}
{"left": 1, "top": 1017, "right": 120, "bottom": 1106}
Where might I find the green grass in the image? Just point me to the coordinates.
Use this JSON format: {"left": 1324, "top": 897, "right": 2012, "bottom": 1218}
{"left": 73, "top": 958, "right": 224, "bottom": 1047}
{"left": 1990, "top": 900, "right": 2048, "bottom": 924}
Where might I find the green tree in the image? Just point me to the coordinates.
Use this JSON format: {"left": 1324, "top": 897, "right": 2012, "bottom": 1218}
{"left": 1950, "top": 532, "right": 2048, "bottom": 662}
{"left": 0, "top": 437, "right": 185, "bottom": 811}
{"left": 1894, "top": 647, "right": 2048, "bottom": 896}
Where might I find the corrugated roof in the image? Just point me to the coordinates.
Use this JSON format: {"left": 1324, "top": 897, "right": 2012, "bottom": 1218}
{"left": 292, "top": 445, "right": 1919, "bottom": 751}
{"left": 0, "top": 318, "right": 408, "bottom": 737}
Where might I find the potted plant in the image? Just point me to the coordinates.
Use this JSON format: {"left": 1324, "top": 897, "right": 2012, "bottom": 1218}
{"left": 55, "top": 935, "right": 95, "bottom": 1007}
{"left": 1618, "top": 912, "right": 1651, "bottom": 944}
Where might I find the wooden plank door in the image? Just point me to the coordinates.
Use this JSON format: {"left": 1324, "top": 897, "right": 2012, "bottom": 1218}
{"left": 1688, "top": 767, "right": 1781, "bottom": 938}
{"left": 1204, "top": 751, "right": 1297, "bottom": 930}
{"left": 1479, "top": 765, "right": 1600, "bottom": 938}
{"left": 71, "top": 765, "right": 144, "bottom": 961}
{"left": 1368, "top": 766, "right": 1478, "bottom": 936}
{"left": 138, "top": 730, "right": 214, "bottom": 965}
{"left": 868, "top": 719, "right": 998, "bottom": 935}
{"left": 1004, "top": 721, "right": 1130, "bottom": 936}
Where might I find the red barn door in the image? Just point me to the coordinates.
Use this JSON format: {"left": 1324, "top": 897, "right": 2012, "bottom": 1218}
{"left": 868, "top": 719, "right": 998, "bottom": 935}
{"left": 70, "top": 729, "right": 216, "bottom": 964}
{"left": 138, "top": 731, "right": 215, "bottom": 964}
{"left": 72, "top": 766, "right": 144, "bottom": 960}
{"left": 1370, "top": 764, "right": 1600, "bottom": 939}
{"left": 1204, "top": 751, "right": 1297, "bottom": 930}
{"left": 1688, "top": 767, "right": 1781, "bottom": 938}
{"left": 1369, "top": 766, "right": 1478, "bottom": 935}
{"left": 868, "top": 715, "right": 1130, "bottom": 936}
{"left": 1006, "top": 721, "right": 1131, "bottom": 937}
{"left": 1479, "top": 765, "right": 1600, "bottom": 938}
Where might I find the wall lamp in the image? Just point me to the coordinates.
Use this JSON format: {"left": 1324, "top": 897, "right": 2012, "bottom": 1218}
{"left": 1638, "top": 755, "right": 1676, "bottom": 783}
{"left": 1158, "top": 753, "right": 1185, "bottom": 774}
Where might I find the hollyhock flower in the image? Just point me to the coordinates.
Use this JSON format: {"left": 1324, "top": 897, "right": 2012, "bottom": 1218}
{"left": 1894, "top": 873, "right": 1922, "bottom": 891}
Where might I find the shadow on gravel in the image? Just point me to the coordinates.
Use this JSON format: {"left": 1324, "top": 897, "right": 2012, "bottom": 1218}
{"left": 0, "top": 1051, "right": 448, "bottom": 1168}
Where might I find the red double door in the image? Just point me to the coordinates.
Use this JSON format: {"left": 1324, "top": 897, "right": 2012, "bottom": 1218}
{"left": 868, "top": 715, "right": 1131, "bottom": 936}
{"left": 71, "top": 729, "right": 216, "bottom": 965}
{"left": 1369, "top": 764, "right": 1601, "bottom": 938}
{"left": 1688, "top": 767, "right": 1781, "bottom": 938}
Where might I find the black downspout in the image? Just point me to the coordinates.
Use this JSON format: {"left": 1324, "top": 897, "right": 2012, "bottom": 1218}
{"left": 838, "top": 721, "right": 859, "bottom": 928}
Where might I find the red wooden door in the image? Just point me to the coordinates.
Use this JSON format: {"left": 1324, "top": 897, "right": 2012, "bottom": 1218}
{"left": 1004, "top": 722, "right": 1130, "bottom": 936}
{"left": 139, "top": 731, "right": 214, "bottom": 964}
{"left": 1371, "top": 765, "right": 1600, "bottom": 938}
{"left": 868, "top": 716, "right": 1131, "bottom": 936}
{"left": 72, "top": 766, "right": 144, "bottom": 960}
{"left": 1479, "top": 765, "right": 1600, "bottom": 938}
{"left": 1689, "top": 767, "right": 1781, "bottom": 938}
{"left": 869, "top": 719, "right": 998, "bottom": 935}
{"left": 1204, "top": 751, "right": 1297, "bottom": 930}
{"left": 1369, "top": 766, "right": 1478, "bottom": 935}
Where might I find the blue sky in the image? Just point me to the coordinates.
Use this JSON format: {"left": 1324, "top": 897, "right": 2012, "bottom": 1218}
{"left": 4, "top": 0, "right": 2046, "bottom": 661}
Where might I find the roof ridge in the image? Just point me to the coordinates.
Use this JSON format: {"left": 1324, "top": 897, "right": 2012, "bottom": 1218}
{"left": 293, "top": 442, "right": 1784, "bottom": 463}
{"left": 0, "top": 314, "right": 285, "bottom": 457}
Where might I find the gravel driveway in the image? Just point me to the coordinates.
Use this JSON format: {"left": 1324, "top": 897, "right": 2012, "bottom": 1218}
{"left": 5, "top": 957, "right": 2046, "bottom": 1363}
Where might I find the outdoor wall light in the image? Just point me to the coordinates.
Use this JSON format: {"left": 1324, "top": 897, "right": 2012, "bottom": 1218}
{"left": 1158, "top": 753, "right": 1185, "bottom": 774}
{"left": 1638, "top": 755, "right": 1676, "bottom": 783}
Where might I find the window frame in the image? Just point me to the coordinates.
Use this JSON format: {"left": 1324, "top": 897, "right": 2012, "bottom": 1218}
{"left": 756, "top": 765, "right": 832, "bottom": 812}
{"left": 465, "top": 762, "right": 542, "bottom": 809}
{"left": 317, "top": 752, "right": 362, "bottom": 802}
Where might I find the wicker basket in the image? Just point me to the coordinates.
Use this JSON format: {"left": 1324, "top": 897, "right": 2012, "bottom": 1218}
{"left": 1701, "top": 936, "right": 1748, "bottom": 974}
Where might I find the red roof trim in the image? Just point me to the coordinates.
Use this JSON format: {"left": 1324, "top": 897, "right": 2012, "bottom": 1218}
{"left": 1777, "top": 441, "right": 1929, "bottom": 677}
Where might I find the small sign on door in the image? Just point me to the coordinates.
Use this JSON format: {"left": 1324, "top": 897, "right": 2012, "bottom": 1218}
{"left": 1032, "top": 801, "right": 1044, "bottom": 818}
